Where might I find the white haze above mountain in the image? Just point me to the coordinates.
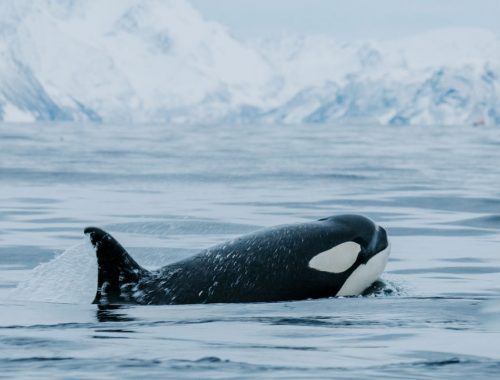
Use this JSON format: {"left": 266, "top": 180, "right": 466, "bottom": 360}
{"left": 0, "top": 0, "right": 499, "bottom": 125}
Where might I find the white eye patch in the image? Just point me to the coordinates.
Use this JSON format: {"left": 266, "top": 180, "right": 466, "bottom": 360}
{"left": 308, "top": 241, "right": 361, "bottom": 273}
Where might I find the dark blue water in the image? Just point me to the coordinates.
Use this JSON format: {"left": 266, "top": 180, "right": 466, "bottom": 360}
{"left": 0, "top": 123, "right": 499, "bottom": 379}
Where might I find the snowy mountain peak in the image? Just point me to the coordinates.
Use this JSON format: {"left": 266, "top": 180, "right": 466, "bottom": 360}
{"left": 0, "top": 1, "right": 499, "bottom": 125}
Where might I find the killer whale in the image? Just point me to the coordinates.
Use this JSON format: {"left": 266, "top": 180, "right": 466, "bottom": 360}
{"left": 84, "top": 214, "right": 390, "bottom": 305}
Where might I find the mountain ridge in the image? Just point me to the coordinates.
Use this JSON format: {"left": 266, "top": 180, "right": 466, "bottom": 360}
{"left": 0, "top": 0, "right": 499, "bottom": 125}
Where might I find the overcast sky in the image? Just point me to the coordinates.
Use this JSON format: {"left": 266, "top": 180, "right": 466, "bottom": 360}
{"left": 190, "top": 0, "right": 500, "bottom": 41}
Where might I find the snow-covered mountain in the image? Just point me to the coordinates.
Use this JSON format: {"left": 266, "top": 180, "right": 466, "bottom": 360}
{"left": 254, "top": 31, "right": 500, "bottom": 126}
{"left": 0, "top": 0, "right": 499, "bottom": 125}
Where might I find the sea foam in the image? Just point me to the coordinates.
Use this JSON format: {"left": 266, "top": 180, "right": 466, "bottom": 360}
{"left": 10, "top": 239, "right": 97, "bottom": 304}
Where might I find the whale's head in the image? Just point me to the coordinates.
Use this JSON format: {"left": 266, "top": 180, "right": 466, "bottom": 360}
{"left": 309, "top": 215, "right": 391, "bottom": 296}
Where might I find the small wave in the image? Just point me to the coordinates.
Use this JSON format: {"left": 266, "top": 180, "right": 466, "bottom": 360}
{"left": 9, "top": 239, "right": 97, "bottom": 304}
{"left": 453, "top": 214, "right": 500, "bottom": 230}
{"left": 106, "top": 220, "right": 259, "bottom": 236}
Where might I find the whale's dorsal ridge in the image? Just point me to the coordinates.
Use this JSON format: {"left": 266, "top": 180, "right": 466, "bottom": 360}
{"left": 84, "top": 227, "right": 149, "bottom": 304}
{"left": 83, "top": 214, "right": 389, "bottom": 305}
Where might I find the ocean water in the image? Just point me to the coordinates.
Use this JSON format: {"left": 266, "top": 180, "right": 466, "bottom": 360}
{"left": 0, "top": 122, "right": 499, "bottom": 379}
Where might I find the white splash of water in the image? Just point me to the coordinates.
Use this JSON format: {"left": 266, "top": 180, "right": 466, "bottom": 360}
{"left": 9, "top": 238, "right": 97, "bottom": 304}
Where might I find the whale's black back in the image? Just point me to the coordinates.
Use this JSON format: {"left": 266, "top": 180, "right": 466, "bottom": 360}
{"left": 85, "top": 215, "right": 386, "bottom": 305}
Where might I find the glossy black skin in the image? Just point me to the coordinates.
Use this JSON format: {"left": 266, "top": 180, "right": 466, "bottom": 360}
{"left": 85, "top": 214, "right": 388, "bottom": 305}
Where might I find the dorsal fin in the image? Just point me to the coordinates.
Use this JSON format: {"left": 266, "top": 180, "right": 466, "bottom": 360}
{"left": 84, "top": 227, "right": 149, "bottom": 304}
